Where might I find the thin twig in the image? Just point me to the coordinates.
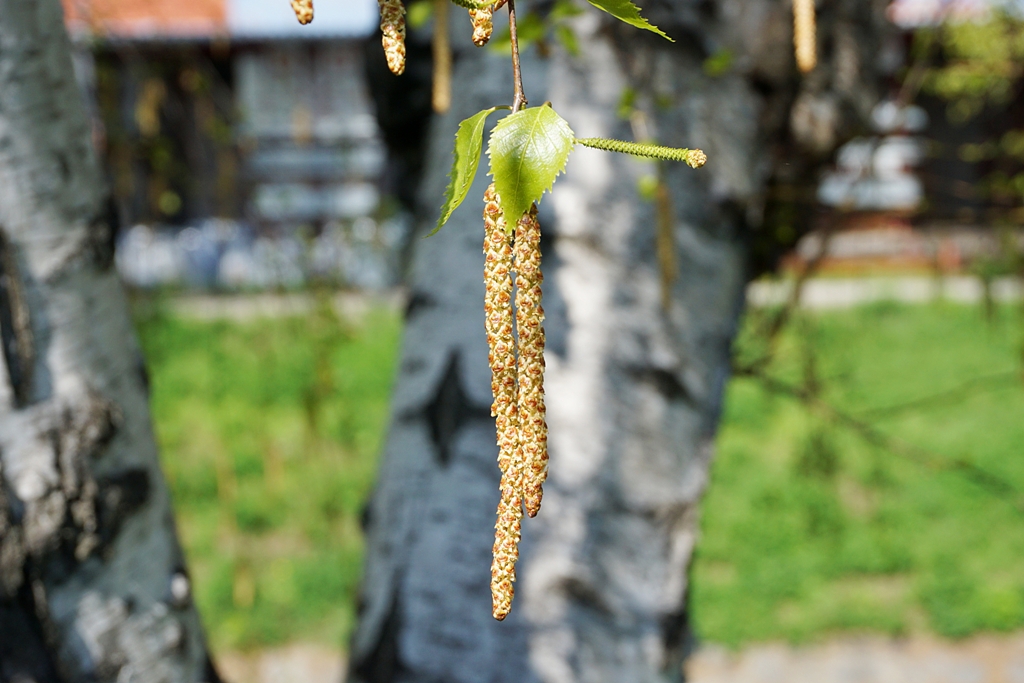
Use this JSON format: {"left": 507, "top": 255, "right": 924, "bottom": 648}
{"left": 896, "top": 29, "right": 936, "bottom": 108}
{"left": 432, "top": 0, "right": 452, "bottom": 113}
{"left": 744, "top": 224, "right": 834, "bottom": 373}
{"left": 735, "top": 364, "right": 1024, "bottom": 510}
{"left": 507, "top": 0, "right": 527, "bottom": 113}
{"left": 766, "top": 226, "right": 833, "bottom": 338}
{"left": 856, "top": 370, "right": 1022, "bottom": 419}
{"left": 655, "top": 166, "right": 676, "bottom": 311}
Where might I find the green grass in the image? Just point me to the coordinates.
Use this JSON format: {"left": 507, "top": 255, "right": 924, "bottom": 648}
{"left": 135, "top": 296, "right": 1024, "bottom": 650}
{"left": 134, "top": 294, "right": 402, "bottom": 650}
{"left": 692, "top": 301, "right": 1024, "bottom": 646}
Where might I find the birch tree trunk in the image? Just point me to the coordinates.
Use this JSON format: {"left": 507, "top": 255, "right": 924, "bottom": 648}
{"left": 0, "top": 2, "right": 216, "bottom": 681}
{"left": 350, "top": 1, "right": 890, "bottom": 681}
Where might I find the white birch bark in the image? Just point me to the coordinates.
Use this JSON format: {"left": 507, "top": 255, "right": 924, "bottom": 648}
{"left": 0, "top": 2, "right": 215, "bottom": 681}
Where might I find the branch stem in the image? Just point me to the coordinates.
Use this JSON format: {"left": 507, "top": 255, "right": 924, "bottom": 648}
{"left": 507, "top": 0, "right": 527, "bottom": 112}
{"left": 432, "top": 0, "right": 452, "bottom": 113}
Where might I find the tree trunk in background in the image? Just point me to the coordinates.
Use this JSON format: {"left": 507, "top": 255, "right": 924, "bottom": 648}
{"left": 351, "top": 1, "right": 891, "bottom": 682}
{"left": 0, "top": 2, "right": 215, "bottom": 681}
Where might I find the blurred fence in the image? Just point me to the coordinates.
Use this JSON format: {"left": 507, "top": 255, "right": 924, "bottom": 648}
{"left": 116, "top": 216, "right": 410, "bottom": 291}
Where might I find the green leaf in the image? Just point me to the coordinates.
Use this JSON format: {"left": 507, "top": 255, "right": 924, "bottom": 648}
{"left": 554, "top": 24, "right": 581, "bottom": 57}
{"left": 703, "top": 48, "right": 735, "bottom": 77}
{"left": 406, "top": 0, "right": 433, "bottom": 29}
{"left": 617, "top": 87, "right": 637, "bottom": 119}
{"left": 433, "top": 107, "right": 500, "bottom": 235}
{"left": 584, "top": 0, "right": 672, "bottom": 41}
{"left": 488, "top": 105, "right": 575, "bottom": 223}
{"left": 551, "top": 0, "right": 584, "bottom": 20}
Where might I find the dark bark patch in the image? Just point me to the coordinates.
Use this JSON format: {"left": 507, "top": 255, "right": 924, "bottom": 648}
{"left": 55, "top": 152, "right": 71, "bottom": 183}
{"left": 661, "top": 605, "right": 694, "bottom": 682}
{"left": 422, "top": 353, "right": 490, "bottom": 467}
{"left": 136, "top": 351, "right": 151, "bottom": 396}
{"left": 0, "top": 477, "right": 26, "bottom": 598}
{"left": 2, "top": 482, "right": 26, "bottom": 527}
{"left": 87, "top": 196, "right": 120, "bottom": 273}
{"left": 560, "top": 576, "right": 615, "bottom": 618}
{"left": 631, "top": 367, "right": 695, "bottom": 405}
{"left": 203, "top": 653, "right": 225, "bottom": 683}
{"left": 0, "top": 581, "right": 62, "bottom": 683}
{"left": 96, "top": 468, "right": 151, "bottom": 552}
{"left": 350, "top": 595, "right": 410, "bottom": 683}
{"left": 43, "top": 195, "right": 121, "bottom": 283}
{"left": 403, "top": 290, "right": 436, "bottom": 321}
{"left": 0, "top": 227, "right": 37, "bottom": 408}
{"left": 359, "top": 499, "right": 374, "bottom": 533}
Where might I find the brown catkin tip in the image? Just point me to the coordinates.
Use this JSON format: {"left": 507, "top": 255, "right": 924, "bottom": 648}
{"left": 514, "top": 206, "right": 548, "bottom": 518}
{"left": 468, "top": 6, "right": 494, "bottom": 47}
{"left": 793, "top": 0, "right": 816, "bottom": 73}
{"left": 483, "top": 184, "right": 520, "bottom": 479}
{"left": 291, "top": 0, "right": 313, "bottom": 24}
{"left": 687, "top": 149, "right": 708, "bottom": 169}
{"left": 379, "top": 0, "right": 407, "bottom": 75}
{"left": 490, "top": 472, "right": 523, "bottom": 620}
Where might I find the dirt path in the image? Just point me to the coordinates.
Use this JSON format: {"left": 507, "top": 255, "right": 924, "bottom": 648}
{"left": 746, "top": 275, "right": 1021, "bottom": 310}
{"left": 218, "top": 644, "right": 345, "bottom": 683}
{"left": 217, "top": 633, "right": 1024, "bottom": 683}
{"left": 687, "top": 633, "right": 1024, "bottom": 683}
{"left": 168, "top": 289, "right": 405, "bottom": 321}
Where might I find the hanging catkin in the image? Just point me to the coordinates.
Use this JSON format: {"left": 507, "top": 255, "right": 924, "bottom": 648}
{"left": 485, "top": 185, "right": 524, "bottom": 621}
{"left": 514, "top": 205, "right": 548, "bottom": 518}
{"left": 793, "top": 0, "right": 816, "bottom": 73}
{"left": 483, "top": 185, "right": 519, "bottom": 481}
{"left": 490, "top": 471, "right": 523, "bottom": 620}
{"left": 468, "top": 5, "right": 494, "bottom": 47}
{"left": 379, "top": 0, "right": 407, "bottom": 75}
{"left": 291, "top": 0, "right": 313, "bottom": 24}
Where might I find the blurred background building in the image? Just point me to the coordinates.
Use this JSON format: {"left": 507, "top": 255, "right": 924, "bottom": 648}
{"left": 60, "top": 0, "right": 1024, "bottom": 292}
{"left": 62, "top": 0, "right": 408, "bottom": 290}
{"left": 801, "top": 0, "right": 1024, "bottom": 276}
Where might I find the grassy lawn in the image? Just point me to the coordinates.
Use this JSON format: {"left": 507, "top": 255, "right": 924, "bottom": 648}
{"left": 134, "top": 296, "right": 1024, "bottom": 650}
{"left": 693, "top": 301, "right": 1024, "bottom": 646}
{"left": 134, "top": 295, "right": 403, "bottom": 650}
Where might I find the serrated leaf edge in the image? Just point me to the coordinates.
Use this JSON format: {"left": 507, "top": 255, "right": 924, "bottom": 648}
{"left": 486, "top": 106, "right": 575, "bottom": 223}
{"left": 584, "top": 0, "right": 673, "bottom": 42}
